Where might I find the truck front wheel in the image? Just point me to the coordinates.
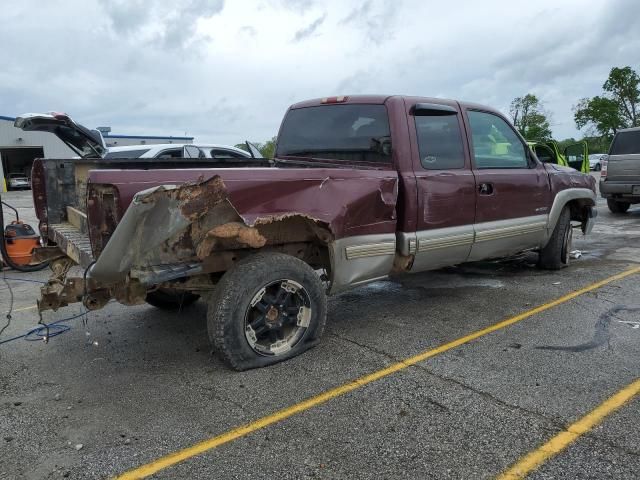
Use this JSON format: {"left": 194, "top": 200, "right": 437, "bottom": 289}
{"left": 607, "top": 199, "right": 630, "bottom": 214}
{"left": 208, "top": 252, "right": 327, "bottom": 371}
{"left": 538, "top": 206, "right": 572, "bottom": 270}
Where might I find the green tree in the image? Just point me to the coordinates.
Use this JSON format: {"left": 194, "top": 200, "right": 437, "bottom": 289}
{"left": 258, "top": 137, "right": 277, "bottom": 158}
{"left": 583, "top": 135, "right": 612, "bottom": 154}
{"left": 557, "top": 138, "right": 577, "bottom": 150}
{"left": 235, "top": 137, "right": 277, "bottom": 158}
{"left": 509, "top": 94, "right": 552, "bottom": 140}
{"left": 573, "top": 66, "right": 640, "bottom": 138}
{"left": 573, "top": 96, "right": 622, "bottom": 137}
{"left": 603, "top": 66, "right": 639, "bottom": 127}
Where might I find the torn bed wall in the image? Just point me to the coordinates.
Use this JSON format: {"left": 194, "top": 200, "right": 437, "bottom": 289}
{"left": 87, "top": 169, "right": 398, "bottom": 284}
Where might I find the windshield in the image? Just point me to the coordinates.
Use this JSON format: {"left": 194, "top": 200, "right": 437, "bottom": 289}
{"left": 276, "top": 104, "right": 391, "bottom": 163}
{"left": 610, "top": 130, "right": 640, "bottom": 155}
{"left": 104, "top": 148, "right": 151, "bottom": 159}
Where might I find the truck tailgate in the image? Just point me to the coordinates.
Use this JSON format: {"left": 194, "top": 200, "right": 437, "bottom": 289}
{"left": 606, "top": 154, "right": 640, "bottom": 182}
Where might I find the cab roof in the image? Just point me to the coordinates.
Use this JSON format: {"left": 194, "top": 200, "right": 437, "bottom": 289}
{"left": 289, "top": 95, "right": 502, "bottom": 116}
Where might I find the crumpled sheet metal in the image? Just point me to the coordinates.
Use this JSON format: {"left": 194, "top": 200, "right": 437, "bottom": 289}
{"left": 90, "top": 184, "right": 188, "bottom": 283}
{"left": 90, "top": 176, "right": 233, "bottom": 283}
{"left": 89, "top": 175, "right": 326, "bottom": 284}
{"left": 89, "top": 170, "right": 399, "bottom": 285}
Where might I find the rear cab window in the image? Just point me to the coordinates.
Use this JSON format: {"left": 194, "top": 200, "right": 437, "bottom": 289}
{"left": 276, "top": 104, "right": 391, "bottom": 163}
{"left": 610, "top": 130, "right": 640, "bottom": 155}
{"left": 414, "top": 115, "right": 465, "bottom": 169}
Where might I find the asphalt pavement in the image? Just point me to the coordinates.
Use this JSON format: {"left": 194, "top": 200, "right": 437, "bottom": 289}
{"left": 1, "top": 175, "right": 639, "bottom": 479}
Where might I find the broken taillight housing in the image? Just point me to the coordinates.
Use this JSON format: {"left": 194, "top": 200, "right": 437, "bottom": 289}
{"left": 600, "top": 155, "right": 608, "bottom": 178}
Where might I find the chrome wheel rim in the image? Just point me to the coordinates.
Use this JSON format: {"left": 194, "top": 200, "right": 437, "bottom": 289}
{"left": 244, "top": 279, "right": 312, "bottom": 356}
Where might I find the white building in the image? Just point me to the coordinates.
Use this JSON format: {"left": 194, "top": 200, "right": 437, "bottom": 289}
{"left": 0, "top": 116, "right": 194, "bottom": 192}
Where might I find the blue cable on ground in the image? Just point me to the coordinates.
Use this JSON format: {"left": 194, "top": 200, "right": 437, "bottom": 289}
{"left": 0, "top": 271, "right": 94, "bottom": 345}
{"left": 0, "top": 310, "right": 87, "bottom": 345}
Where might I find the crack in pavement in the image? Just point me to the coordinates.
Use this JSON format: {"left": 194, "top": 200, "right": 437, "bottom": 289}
{"left": 535, "top": 305, "right": 640, "bottom": 352}
{"left": 327, "top": 331, "right": 640, "bottom": 458}
{"left": 328, "top": 331, "right": 562, "bottom": 428}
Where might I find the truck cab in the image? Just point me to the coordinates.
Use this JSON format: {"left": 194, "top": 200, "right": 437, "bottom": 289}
{"left": 278, "top": 96, "right": 595, "bottom": 275}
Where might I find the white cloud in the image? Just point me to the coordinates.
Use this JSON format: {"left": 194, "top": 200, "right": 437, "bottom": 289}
{"left": 0, "top": 0, "right": 639, "bottom": 145}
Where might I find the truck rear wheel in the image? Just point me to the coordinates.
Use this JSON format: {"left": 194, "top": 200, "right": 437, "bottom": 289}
{"left": 607, "top": 199, "right": 630, "bottom": 214}
{"left": 145, "top": 289, "right": 200, "bottom": 310}
{"left": 207, "top": 252, "right": 327, "bottom": 371}
{"left": 538, "top": 206, "right": 572, "bottom": 270}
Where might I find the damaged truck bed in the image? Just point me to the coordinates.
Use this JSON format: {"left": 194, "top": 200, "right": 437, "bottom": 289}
{"left": 32, "top": 159, "right": 398, "bottom": 315}
{"left": 18, "top": 95, "right": 597, "bottom": 370}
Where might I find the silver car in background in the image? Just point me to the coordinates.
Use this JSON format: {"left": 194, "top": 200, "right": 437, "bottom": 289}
{"left": 8, "top": 173, "right": 30, "bottom": 190}
{"left": 588, "top": 153, "right": 607, "bottom": 171}
{"left": 104, "top": 143, "right": 262, "bottom": 160}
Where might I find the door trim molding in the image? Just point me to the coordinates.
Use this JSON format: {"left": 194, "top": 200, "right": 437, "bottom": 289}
{"left": 418, "top": 232, "right": 474, "bottom": 251}
{"left": 475, "top": 220, "right": 547, "bottom": 243}
{"left": 329, "top": 233, "right": 397, "bottom": 294}
{"left": 345, "top": 241, "right": 396, "bottom": 259}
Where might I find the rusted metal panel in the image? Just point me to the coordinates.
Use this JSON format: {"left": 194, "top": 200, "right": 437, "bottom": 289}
{"left": 86, "top": 184, "right": 121, "bottom": 259}
{"left": 32, "top": 157, "right": 273, "bottom": 244}
{"left": 83, "top": 169, "right": 397, "bottom": 286}
{"left": 88, "top": 176, "right": 242, "bottom": 283}
{"left": 48, "top": 222, "right": 95, "bottom": 267}
{"left": 88, "top": 167, "right": 398, "bottom": 239}
{"left": 66, "top": 206, "right": 88, "bottom": 234}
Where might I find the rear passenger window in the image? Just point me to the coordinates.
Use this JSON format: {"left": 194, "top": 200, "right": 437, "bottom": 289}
{"left": 211, "top": 149, "right": 246, "bottom": 159}
{"left": 610, "top": 130, "right": 640, "bottom": 155}
{"left": 415, "top": 116, "right": 465, "bottom": 169}
{"left": 468, "top": 111, "right": 528, "bottom": 169}
{"left": 156, "top": 149, "right": 182, "bottom": 158}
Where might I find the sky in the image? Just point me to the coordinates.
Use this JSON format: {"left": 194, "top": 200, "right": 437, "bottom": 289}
{"left": 1, "top": 0, "right": 639, "bottom": 145}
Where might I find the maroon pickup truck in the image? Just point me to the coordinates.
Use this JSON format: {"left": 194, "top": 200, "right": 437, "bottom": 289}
{"left": 16, "top": 95, "right": 597, "bottom": 370}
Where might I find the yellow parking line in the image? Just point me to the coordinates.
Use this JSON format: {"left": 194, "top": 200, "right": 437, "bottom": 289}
{"left": 498, "top": 377, "right": 640, "bottom": 479}
{"left": 2, "top": 304, "right": 37, "bottom": 315}
{"left": 13, "top": 304, "right": 37, "bottom": 312}
{"left": 114, "top": 265, "right": 640, "bottom": 480}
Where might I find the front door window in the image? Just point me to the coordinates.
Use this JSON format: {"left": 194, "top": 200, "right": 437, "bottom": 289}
{"left": 468, "top": 111, "right": 528, "bottom": 169}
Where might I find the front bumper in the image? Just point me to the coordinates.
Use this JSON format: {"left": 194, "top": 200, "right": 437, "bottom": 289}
{"left": 583, "top": 206, "right": 597, "bottom": 235}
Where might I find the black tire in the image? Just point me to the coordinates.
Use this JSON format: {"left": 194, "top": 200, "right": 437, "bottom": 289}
{"left": 145, "top": 289, "right": 200, "bottom": 310}
{"left": 538, "top": 206, "right": 572, "bottom": 270}
{"left": 595, "top": 163, "right": 601, "bottom": 171}
{"left": 607, "top": 199, "right": 630, "bottom": 214}
{"left": 208, "top": 252, "right": 327, "bottom": 371}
